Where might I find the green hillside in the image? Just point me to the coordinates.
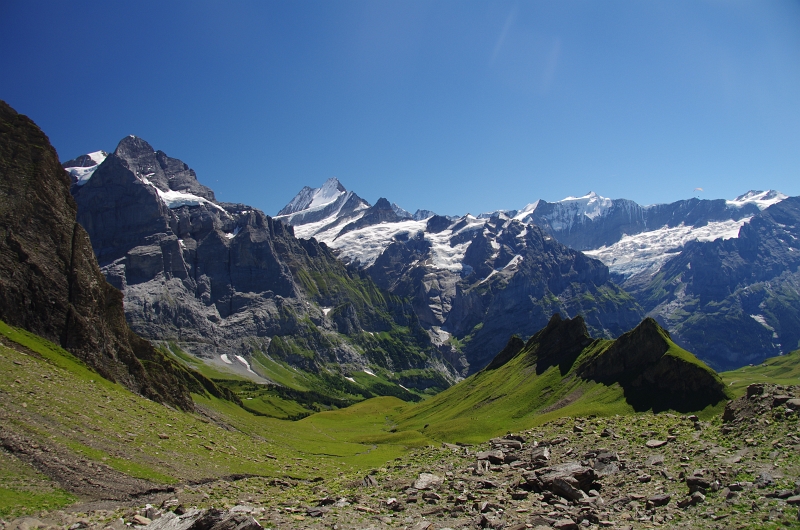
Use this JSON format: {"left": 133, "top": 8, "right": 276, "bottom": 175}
{"left": 3, "top": 313, "right": 781, "bottom": 520}
{"left": 0, "top": 320, "right": 431, "bottom": 518}
{"left": 721, "top": 348, "right": 800, "bottom": 396}
{"left": 393, "top": 315, "right": 730, "bottom": 443}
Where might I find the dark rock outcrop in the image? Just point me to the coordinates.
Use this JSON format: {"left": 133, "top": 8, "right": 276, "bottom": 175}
{"left": 578, "top": 318, "right": 728, "bottom": 411}
{"left": 0, "top": 100, "right": 220, "bottom": 410}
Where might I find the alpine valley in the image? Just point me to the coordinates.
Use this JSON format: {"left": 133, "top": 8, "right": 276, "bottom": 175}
{"left": 2, "top": 100, "right": 800, "bottom": 529}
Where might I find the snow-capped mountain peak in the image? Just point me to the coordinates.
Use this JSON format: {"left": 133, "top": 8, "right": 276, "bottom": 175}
{"left": 277, "top": 177, "right": 346, "bottom": 216}
{"left": 726, "top": 190, "right": 787, "bottom": 210}
{"left": 557, "top": 191, "right": 613, "bottom": 220}
{"left": 63, "top": 150, "right": 108, "bottom": 186}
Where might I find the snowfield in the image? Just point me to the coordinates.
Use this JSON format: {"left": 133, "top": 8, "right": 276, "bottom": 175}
{"left": 584, "top": 218, "right": 750, "bottom": 279}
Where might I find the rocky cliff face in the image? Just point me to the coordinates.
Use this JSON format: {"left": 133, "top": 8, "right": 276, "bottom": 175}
{"left": 0, "top": 100, "right": 220, "bottom": 411}
{"left": 68, "top": 137, "right": 453, "bottom": 387}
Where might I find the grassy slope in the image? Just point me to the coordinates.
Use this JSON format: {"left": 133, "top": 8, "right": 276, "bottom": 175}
{"left": 5, "top": 315, "right": 794, "bottom": 518}
{"left": 392, "top": 341, "right": 633, "bottom": 444}
{"left": 392, "top": 325, "right": 729, "bottom": 444}
{"left": 720, "top": 348, "right": 800, "bottom": 396}
{"left": 0, "top": 321, "right": 433, "bottom": 517}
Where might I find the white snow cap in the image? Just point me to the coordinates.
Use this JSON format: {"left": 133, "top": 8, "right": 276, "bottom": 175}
{"left": 726, "top": 190, "right": 787, "bottom": 210}
{"left": 64, "top": 150, "right": 108, "bottom": 186}
{"left": 557, "top": 192, "right": 613, "bottom": 220}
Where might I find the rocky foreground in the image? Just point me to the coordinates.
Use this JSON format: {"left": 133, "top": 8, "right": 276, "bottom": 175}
{"left": 3, "top": 384, "right": 800, "bottom": 530}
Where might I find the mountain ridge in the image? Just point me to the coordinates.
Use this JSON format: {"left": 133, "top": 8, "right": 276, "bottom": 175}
{"left": 276, "top": 178, "right": 795, "bottom": 371}
{"left": 67, "top": 136, "right": 458, "bottom": 400}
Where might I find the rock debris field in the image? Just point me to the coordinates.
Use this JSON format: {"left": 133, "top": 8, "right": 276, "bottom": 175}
{"left": 3, "top": 384, "right": 800, "bottom": 530}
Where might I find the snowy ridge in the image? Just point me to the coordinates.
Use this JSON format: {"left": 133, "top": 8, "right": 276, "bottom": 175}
{"left": 277, "top": 179, "right": 790, "bottom": 285}
{"left": 300, "top": 209, "right": 491, "bottom": 271}
{"left": 64, "top": 150, "right": 108, "bottom": 186}
{"left": 277, "top": 177, "right": 346, "bottom": 215}
{"left": 726, "top": 190, "right": 787, "bottom": 210}
{"left": 584, "top": 218, "right": 750, "bottom": 279}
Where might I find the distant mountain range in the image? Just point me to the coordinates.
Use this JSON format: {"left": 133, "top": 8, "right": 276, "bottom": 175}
{"left": 63, "top": 141, "right": 799, "bottom": 374}
{"left": 276, "top": 178, "right": 797, "bottom": 371}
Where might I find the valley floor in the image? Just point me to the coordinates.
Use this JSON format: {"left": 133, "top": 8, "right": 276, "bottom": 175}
{"left": 2, "top": 319, "right": 800, "bottom": 529}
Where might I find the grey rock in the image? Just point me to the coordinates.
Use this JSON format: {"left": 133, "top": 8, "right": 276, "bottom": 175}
{"left": 756, "top": 472, "right": 775, "bottom": 489}
{"left": 649, "top": 494, "right": 671, "bottom": 507}
{"left": 551, "top": 477, "right": 588, "bottom": 501}
{"left": 476, "top": 450, "right": 505, "bottom": 465}
{"left": 786, "top": 495, "right": 800, "bottom": 505}
{"left": 413, "top": 473, "right": 443, "bottom": 490}
{"left": 553, "top": 518, "right": 579, "bottom": 530}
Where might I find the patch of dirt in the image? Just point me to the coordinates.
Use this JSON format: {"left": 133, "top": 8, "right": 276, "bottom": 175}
{"left": 0, "top": 424, "right": 171, "bottom": 501}
{"left": 539, "top": 387, "right": 584, "bottom": 414}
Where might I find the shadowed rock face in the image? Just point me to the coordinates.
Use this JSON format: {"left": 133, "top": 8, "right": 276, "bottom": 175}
{"left": 578, "top": 318, "right": 728, "bottom": 412}
{"left": 0, "top": 100, "right": 212, "bottom": 410}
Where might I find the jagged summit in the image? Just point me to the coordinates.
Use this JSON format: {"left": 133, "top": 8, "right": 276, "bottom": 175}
{"left": 275, "top": 177, "right": 371, "bottom": 231}
{"left": 64, "top": 136, "right": 216, "bottom": 204}
{"left": 277, "top": 177, "right": 347, "bottom": 216}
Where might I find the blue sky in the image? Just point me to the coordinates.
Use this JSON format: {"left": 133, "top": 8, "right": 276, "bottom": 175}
{"left": 1, "top": 1, "right": 798, "bottom": 217}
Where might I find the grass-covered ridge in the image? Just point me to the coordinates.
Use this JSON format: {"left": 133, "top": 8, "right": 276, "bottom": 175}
{"left": 393, "top": 315, "right": 730, "bottom": 443}
{"left": 721, "top": 347, "right": 800, "bottom": 396}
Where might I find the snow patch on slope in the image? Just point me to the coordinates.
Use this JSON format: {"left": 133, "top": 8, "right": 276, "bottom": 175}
{"left": 585, "top": 218, "right": 750, "bottom": 280}
{"left": 156, "top": 187, "right": 225, "bottom": 212}
{"left": 235, "top": 354, "right": 256, "bottom": 375}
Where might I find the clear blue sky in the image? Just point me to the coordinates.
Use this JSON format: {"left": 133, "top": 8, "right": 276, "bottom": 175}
{"left": 1, "top": 1, "right": 798, "bottom": 216}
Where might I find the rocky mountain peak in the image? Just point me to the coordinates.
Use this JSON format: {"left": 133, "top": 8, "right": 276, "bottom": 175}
{"left": 0, "top": 100, "right": 223, "bottom": 411}
{"left": 526, "top": 314, "right": 593, "bottom": 374}
{"left": 373, "top": 197, "right": 393, "bottom": 210}
{"left": 323, "top": 176, "right": 346, "bottom": 193}
{"left": 105, "top": 136, "right": 215, "bottom": 201}
{"left": 114, "top": 135, "right": 156, "bottom": 161}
